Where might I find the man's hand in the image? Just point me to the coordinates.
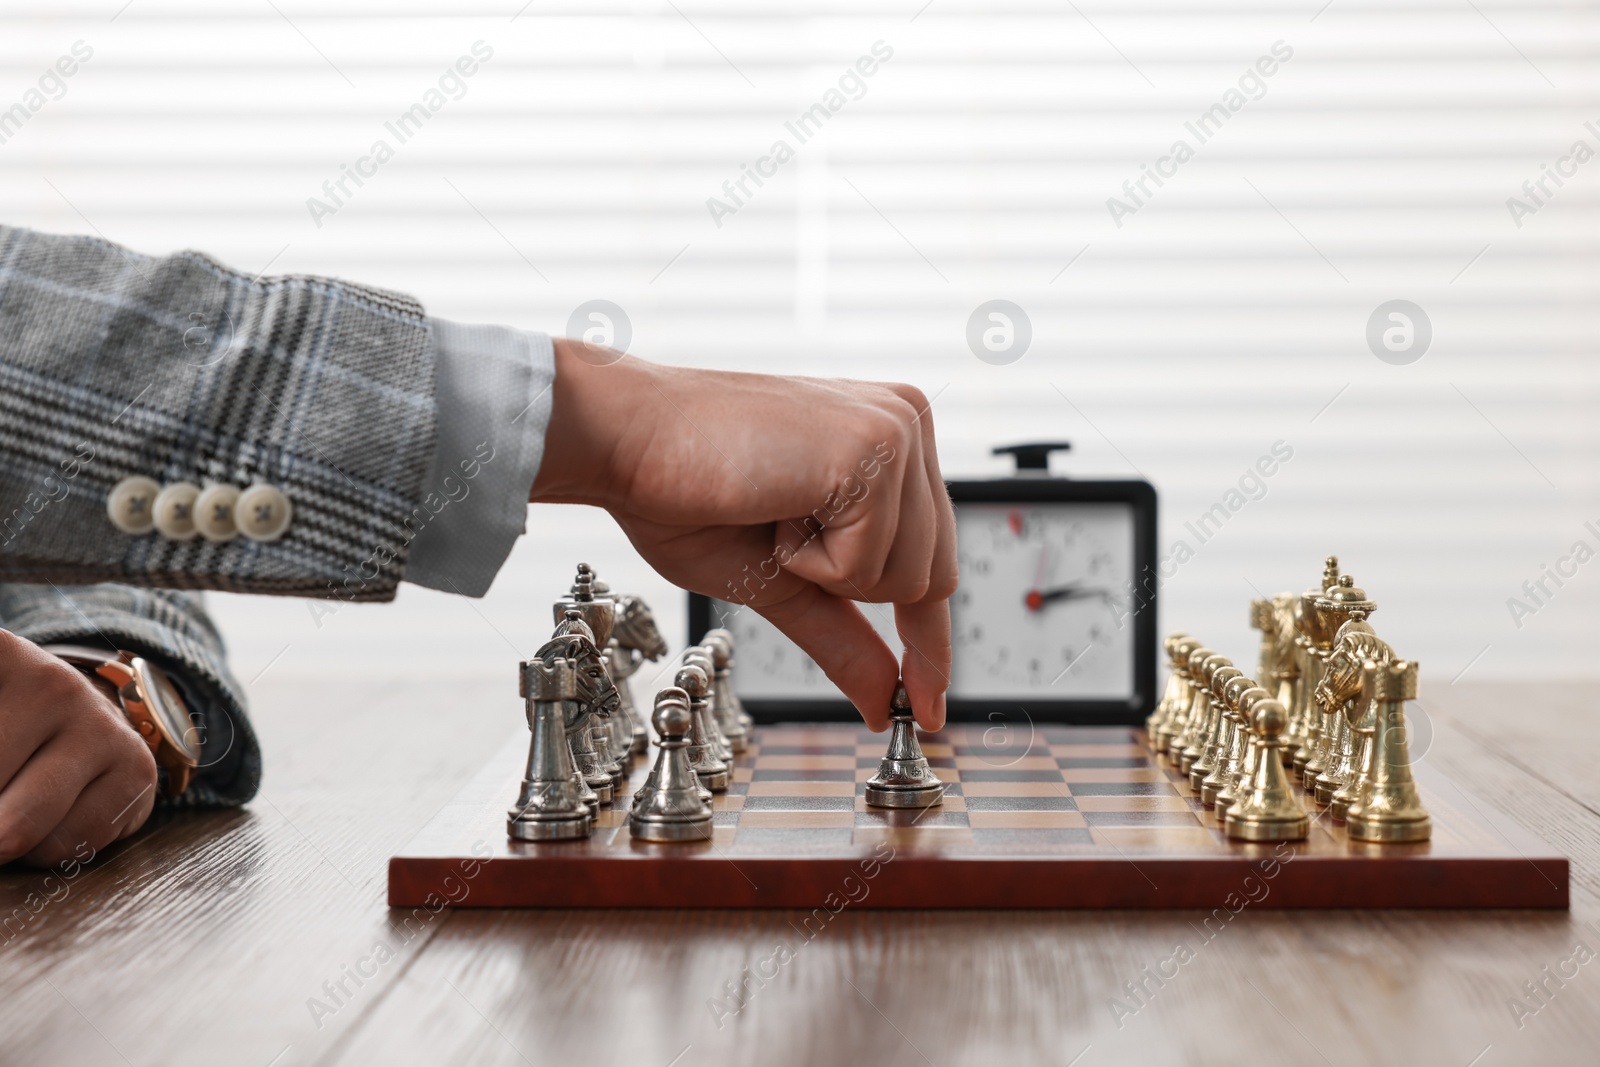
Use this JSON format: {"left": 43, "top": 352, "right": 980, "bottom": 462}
{"left": 0, "top": 629, "right": 158, "bottom": 867}
{"left": 533, "top": 341, "right": 957, "bottom": 732}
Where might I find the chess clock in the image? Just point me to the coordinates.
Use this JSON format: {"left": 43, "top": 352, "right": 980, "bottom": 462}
{"left": 688, "top": 442, "right": 1159, "bottom": 725}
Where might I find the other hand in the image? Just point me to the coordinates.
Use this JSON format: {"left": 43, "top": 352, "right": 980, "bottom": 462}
{"left": 0, "top": 629, "right": 158, "bottom": 867}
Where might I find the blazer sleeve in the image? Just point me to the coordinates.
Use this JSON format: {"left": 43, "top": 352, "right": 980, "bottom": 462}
{"left": 0, "top": 223, "right": 437, "bottom": 601}
{"left": 0, "top": 582, "right": 260, "bottom": 806}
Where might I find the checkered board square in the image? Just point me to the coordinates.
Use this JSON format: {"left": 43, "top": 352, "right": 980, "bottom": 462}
{"left": 389, "top": 725, "right": 1567, "bottom": 910}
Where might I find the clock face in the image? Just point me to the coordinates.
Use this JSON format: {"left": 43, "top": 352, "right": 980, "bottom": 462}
{"left": 950, "top": 502, "right": 1135, "bottom": 699}
{"left": 706, "top": 501, "right": 1138, "bottom": 703}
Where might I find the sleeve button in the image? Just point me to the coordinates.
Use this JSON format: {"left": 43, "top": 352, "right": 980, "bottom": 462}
{"left": 193, "top": 484, "right": 241, "bottom": 543}
{"left": 236, "top": 483, "right": 293, "bottom": 542}
{"left": 152, "top": 483, "right": 202, "bottom": 542}
{"left": 106, "top": 477, "right": 161, "bottom": 535}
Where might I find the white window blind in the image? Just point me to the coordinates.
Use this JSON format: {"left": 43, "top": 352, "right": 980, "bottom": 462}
{"left": 2, "top": 1, "right": 1594, "bottom": 688}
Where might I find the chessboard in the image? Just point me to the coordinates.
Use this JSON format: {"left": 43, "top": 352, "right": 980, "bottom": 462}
{"left": 388, "top": 722, "right": 1568, "bottom": 910}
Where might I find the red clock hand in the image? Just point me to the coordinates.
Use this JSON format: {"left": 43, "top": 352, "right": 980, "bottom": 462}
{"left": 1025, "top": 543, "right": 1051, "bottom": 612}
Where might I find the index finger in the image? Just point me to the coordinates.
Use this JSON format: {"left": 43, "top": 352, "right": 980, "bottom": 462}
{"left": 751, "top": 579, "right": 901, "bottom": 731}
{"left": 894, "top": 598, "right": 951, "bottom": 731}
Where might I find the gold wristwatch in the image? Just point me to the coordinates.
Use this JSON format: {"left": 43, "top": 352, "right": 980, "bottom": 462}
{"left": 44, "top": 644, "right": 203, "bottom": 797}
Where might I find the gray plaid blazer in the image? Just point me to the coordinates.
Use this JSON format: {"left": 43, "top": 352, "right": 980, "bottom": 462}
{"left": 0, "top": 223, "right": 436, "bottom": 597}
{"left": 0, "top": 223, "right": 442, "bottom": 805}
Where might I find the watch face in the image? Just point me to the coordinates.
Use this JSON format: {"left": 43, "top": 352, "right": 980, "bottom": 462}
{"left": 135, "top": 659, "right": 204, "bottom": 764}
{"left": 704, "top": 500, "right": 1138, "bottom": 704}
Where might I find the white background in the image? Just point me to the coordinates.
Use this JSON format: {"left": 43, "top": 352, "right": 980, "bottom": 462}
{"left": 2, "top": 1, "right": 1596, "bottom": 703}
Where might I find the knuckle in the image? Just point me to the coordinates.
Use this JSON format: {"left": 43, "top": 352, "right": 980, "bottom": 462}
{"left": 24, "top": 838, "right": 70, "bottom": 870}
{"left": 838, "top": 558, "right": 886, "bottom": 592}
{"left": 891, "top": 382, "right": 930, "bottom": 414}
{"left": 113, "top": 731, "right": 159, "bottom": 785}
{"left": 824, "top": 574, "right": 887, "bottom": 603}
{"left": 0, "top": 817, "right": 37, "bottom": 864}
{"left": 862, "top": 409, "right": 908, "bottom": 453}
{"left": 135, "top": 746, "right": 158, "bottom": 788}
{"left": 925, "top": 567, "right": 959, "bottom": 602}
{"left": 884, "top": 394, "right": 920, "bottom": 429}
{"left": 112, "top": 782, "right": 156, "bottom": 838}
{"left": 34, "top": 657, "right": 88, "bottom": 700}
{"left": 75, "top": 707, "right": 158, "bottom": 790}
{"left": 904, "top": 574, "right": 933, "bottom": 603}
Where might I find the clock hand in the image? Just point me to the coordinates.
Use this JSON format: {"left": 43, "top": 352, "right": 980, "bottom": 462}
{"left": 1023, "top": 583, "right": 1112, "bottom": 612}
{"left": 1030, "top": 541, "right": 1050, "bottom": 591}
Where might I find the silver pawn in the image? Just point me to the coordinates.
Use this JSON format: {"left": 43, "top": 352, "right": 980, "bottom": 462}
{"left": 569, "top": 570, "right": 626, "bottom": 789}
{"left": 594, "top": 724, "right": 625, "bottom": 792}
{"left": 678, "top": 664, "right": 728, "bottom": 792}
{"left": 603, "top": 584, "right": 668, "bottom": 758}
{"left": 589, "top": 576, "right": 638, "bottom": 767}
{"left": 704, "top": 631, "right": 750, "bottom": 753}
{"left": 602, "top": 640, "right": 637, "bottom": 768}
{"left": 572, "top": 753, "right": 601, "bottom": 816}
{"left": 625, "top": 678, "right": 650, "bottom": 755}
{"left": 630, "top": 690, "right": 715, "bottom": 842}
{"left": 569, "top": 714, "right": 615, "bottom": 805}
{"left": 632, "top": 688, "right": 713, "bottom": 807}
{"left": 587, "top": 678, "right": 626, "bottom": 792}
{"left": 706, "top": 627, "right": 754, "bottom": 739}
{"left": 864, "top": 682, "right": 945, "bottom": 809}
{"left": 687, "top": 646, "right": 734, "bottom": 762}
{"left": 508, "top": 657, "right": 594, "bottom": 841}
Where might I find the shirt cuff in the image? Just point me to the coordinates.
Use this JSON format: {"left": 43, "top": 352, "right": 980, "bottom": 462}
{"left": 403, "top": 318, "right": 554, "bottom": 597}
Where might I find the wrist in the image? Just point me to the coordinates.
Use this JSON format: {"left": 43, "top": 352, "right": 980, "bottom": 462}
{"left": 530, "top": 338, "right": 655, "bottom": 509}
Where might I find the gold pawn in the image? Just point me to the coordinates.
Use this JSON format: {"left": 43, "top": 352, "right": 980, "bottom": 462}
{"left": 1249, "top": 599, "right": 1276, "bottom": 690}
{"left": 1217, "top": 684, "right": 1271, "bottom": 817}
{"left": 1346, "top": 660, "right": 1432, "bottom": 843}
{"left": 1144, "top": 634, "right": 1175, "bottom": 739}
{"left": 1288, "top": 609, "right": 1318, "bottom": 775}
{"left": 1150, "top": 634, "right": 1196, "bottom": 755}
{"left": 1299, "top": 654, "right": 1334, "bottom": 791}
{"left": 1164, "top": 635, "right": 1204, "bottom": 758}
{"left": 1170, "top": 645, "right": 1214, "bottom": 765}
{"left": 1291, "top": 556, "right": 1341, "bottom": 778}
{"left": 1268, "top": 594, "right": 1302, "bottom": 766}
{"left": 1331, "top": 695, "right": 1377, "bottom": 823}
{"left": 1315, "top": 710, "right": 1360, "bottom": 806}
{"left": 1190, "top": 663, "right": 1242, "bottom": 793}
{"left": 1177, "top": 650, "right": 1224, "bottom": 774}
{"left": 1225, "top": 697, "right": 1309, "bottom": 842}
{"left": 1203, "top": 674, "right": 1252, "bottom": 809}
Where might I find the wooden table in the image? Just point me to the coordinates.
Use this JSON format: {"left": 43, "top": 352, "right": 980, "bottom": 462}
{"left": 3, "top": 678, "right": 1596, "bottom": 1067}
